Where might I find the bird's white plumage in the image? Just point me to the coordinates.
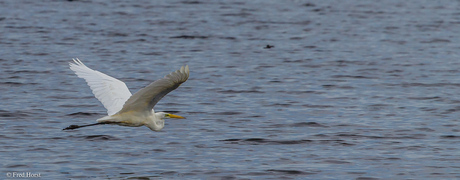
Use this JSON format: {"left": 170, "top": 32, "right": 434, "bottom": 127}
{"left": 69, "top": 58, "right": 132, "bottom": 116}
{"left": 68, "top": 58, "right": 189, "bottom": 132}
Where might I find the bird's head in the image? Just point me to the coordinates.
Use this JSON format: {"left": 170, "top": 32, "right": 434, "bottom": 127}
{"left": 156, "top": 112, "right": 186, "bottom": 120}
{"left": 147, "top": 112, "right": 186, "bottom": 131}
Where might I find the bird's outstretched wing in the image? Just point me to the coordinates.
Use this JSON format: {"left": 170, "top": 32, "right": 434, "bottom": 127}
{"left": 69, "top": 58, "right": 132, "bottom": 115}
{"left": 118, "top": 65, "right": 189, "bottom": 114}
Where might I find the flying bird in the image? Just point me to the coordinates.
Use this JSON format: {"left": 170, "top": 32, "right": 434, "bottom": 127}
{"left": 63, "top": 58, "right": 189, "bottom": 131}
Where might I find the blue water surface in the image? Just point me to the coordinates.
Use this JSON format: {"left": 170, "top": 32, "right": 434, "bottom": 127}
{"left": 1, "top": 0, "right": 460, "bottom": 179}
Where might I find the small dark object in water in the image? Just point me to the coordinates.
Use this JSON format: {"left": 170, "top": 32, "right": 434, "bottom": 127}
{"left": 264, "top": 45, "right": 274, "bottom": 49}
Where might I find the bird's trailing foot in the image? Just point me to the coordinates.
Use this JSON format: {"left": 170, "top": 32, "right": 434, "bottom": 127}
{"left": 63, "top": 125, "right": 81, "bottom": 130}
{"left": 62, "top": 122, "right": 106, "bottom": 131}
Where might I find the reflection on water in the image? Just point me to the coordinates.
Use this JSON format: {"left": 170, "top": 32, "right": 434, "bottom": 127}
{"left": 1, "top": 0, "right": 460, "bottom": 179}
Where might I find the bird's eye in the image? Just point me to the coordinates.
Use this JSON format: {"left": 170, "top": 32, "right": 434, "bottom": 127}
{"left": 165, "top": 114, "right": 170, "bottom": 117}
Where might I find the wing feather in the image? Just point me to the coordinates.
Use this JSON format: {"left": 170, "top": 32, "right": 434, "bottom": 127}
{"left": 69, "top": 58, "right": 132, "bottom": 115}
{"left": 118, "top": 65, "right": 189, "bottom": 113}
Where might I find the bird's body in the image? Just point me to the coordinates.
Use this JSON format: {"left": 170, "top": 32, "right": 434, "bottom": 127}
{"left": 96, "top": 110, "right": 170, "bottom": 131}
{"left": 64, "top": 59, "right": 189, "bottom": 131}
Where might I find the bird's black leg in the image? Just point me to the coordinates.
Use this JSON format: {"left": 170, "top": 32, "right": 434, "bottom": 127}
{"left": 62, "top": 122, "right": 106, "bottom": 130}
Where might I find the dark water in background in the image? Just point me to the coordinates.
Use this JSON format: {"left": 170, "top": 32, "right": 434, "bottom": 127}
{"left": 1, "top": 0, "right": 460, "bottom": 179}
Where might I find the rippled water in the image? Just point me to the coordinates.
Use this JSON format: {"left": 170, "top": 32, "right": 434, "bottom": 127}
{"left": 1, "top": 0, "right": 460, "bottom": 179}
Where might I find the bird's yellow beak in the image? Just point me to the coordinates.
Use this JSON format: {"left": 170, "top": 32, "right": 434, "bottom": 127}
{"left": 169, "top": 114, "right": 186, "bottom": 119}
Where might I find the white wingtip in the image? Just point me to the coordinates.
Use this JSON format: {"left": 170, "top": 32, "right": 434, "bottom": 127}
{"left": 71, "top": 58, "right": 85, "bottom": 66}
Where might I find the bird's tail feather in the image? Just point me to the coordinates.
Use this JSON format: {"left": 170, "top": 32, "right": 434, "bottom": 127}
{"left": 96, "top": 115, "right": 116, "bottom": 123}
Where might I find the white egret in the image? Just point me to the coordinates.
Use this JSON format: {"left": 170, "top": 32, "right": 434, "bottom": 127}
{"left": 63, "top": 58, "right": 189, "bottom": 131}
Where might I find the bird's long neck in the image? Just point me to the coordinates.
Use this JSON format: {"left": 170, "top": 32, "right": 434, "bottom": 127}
{"left": 145, "top": 113, "right": 165, "bottom": 131}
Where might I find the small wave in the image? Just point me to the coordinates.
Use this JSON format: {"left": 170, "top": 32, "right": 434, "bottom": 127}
{"left": 163, "top": 110, "right": 182, "bottom": 114}
{"left": 290, "top": 122, "right": 328, "bottom": 127}
{"left": 331, "top": 75, "right": 376, "bottom": 79}
{"left": 221, "top": 138, "right": 354, "bottom": 146}
{"left": 335, "top": 133, "right": 426, "bottom": 140}
{"left": 268, "top": 122, "right": 328, "bottom": 128}
{"left": 10, "top": 70, "right": 51, "bottom": 74}
{"left": 212, "top": 111, "right": 243, "bottom": 115}
{"left": 322, "top": 159, "right": 351, "bottom": 164}
{"left": 420, "top": 38, "right": 451, "bottom": 43}
{"left": 5, "top": 164, "right": 31, "bottom": 168}
{"left": 0, "top": 82, "right": 27, "bottom": 86}
{"left": 277, "top": 90, "right": 319, "bottom": 94}
{"left": 0, "top": 110, "right": 29, "bottom": 118}
{"left": 221, "top": 138, "right": 312, "bottom": 145}
{"left": 27, "top": 148, "right": 52, "bottom": 152}
{"left": 59, "top": 104, "right": 99, "bottom": 108}
{"left": 440, "top": 135, "right": 460, "bottom": 139}
{"left": 266, "top": 169, "right": 317, "bottom": 175}
{"left": 356, "top": 177, "right": 380, "bottom": 180}
{"left": 217, "top": 89, "right": 265, "bottom": 94}
{"left": 301, "top": 104, "right": 334, "bottom": 108}
{"left": 170, "top": 35, "right": 208, "bottom": 39}
{"left": 84, "top": 135, "right": 121, "bottom": 141}
{"left": 67, "top": 112, "right": 101, "bottom": 116}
